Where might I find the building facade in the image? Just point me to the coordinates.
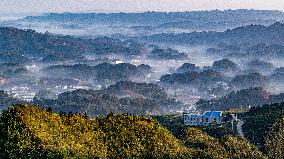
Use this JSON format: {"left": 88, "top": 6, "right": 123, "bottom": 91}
{"left": 184, "top": 113, "right": 203, "bottom": 126}
{"left": 184, "top": 111, "right": 222, "bottom": 126}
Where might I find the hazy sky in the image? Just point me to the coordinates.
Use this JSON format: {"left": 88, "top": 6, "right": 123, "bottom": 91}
{"left": 1, "top": 0, "right": 284, "bottom": 14}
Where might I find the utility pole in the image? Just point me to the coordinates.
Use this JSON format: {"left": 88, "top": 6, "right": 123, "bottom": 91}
{"left": 231, "top": 115, "right": 234, "bottom": 131}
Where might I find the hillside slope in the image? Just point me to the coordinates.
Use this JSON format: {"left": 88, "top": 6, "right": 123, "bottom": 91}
{"left": 0, "top": 104, "right": 191, "bottom": 158}
{"left": 0, "top": 104, "right": 266, "bottom": 158}
{"left": 241, "top": 102, "right": 284, "bottom": 153}
{"left": 146, "top": 23, "right": 284, "bottom": 45}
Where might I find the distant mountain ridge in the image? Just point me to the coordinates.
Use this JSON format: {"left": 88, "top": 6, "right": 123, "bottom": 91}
{"left": 23, "top": 9, "right": 284, "bottom": 26}
{"left": 145, "top": 22, "right": 284, "bottom": 45}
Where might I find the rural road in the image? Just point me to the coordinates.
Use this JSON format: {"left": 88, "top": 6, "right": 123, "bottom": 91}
{"left": 231, "top": 114, "right": 245, "bottom": 138}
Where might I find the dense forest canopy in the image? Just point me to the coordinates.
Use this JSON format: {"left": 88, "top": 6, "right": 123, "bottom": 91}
{"left": 240, "top": 102, "right": 284, "bottom": 154}
{"left": 145, "top": 23, "right": 284, "bottom": 45}
{"left": 0, "top": 27, "right": 146, "bottom": 64}
{"left": 0, "top": 104, "right": 266, "bottom": 158}
{"left": 33, "top": 81, "right": 184, "bottom": 116}
{"left": 195, "top": 87, "right": 284, "bottom": 111}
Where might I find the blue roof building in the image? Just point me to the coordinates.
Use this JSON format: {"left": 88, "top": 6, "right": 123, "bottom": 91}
{"left": 184, "top": 111, "right": 223, "bottom": 126}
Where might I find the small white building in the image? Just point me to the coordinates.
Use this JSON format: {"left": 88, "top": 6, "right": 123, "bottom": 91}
{"left": 184, "top": 111, "right": 223, "bottom": 126}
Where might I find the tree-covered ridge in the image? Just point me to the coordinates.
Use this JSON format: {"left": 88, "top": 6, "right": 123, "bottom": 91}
{"left": 0, "top": 104, "right": 267, "bottom": 159}
{"left": 0, "top": 63, "right": 29, "bottom": 77}
{"left": 230, "top": 73, "right": 270, "bottom": 90}
{"left": 0, "top": 27, "right": 143, "bottom": 63}
{"left": 160, "top": 61, "right": 272, "bottom": 93}
{"left": 176, "top": 63, "right": 201, "bottom": 73}
{"left": 195, "top": 87, "right": 284, "bottom": 111}
{"left": 94, "top": 63, "right": 151, "bottom": 82}
{"left": 246, "top": 59, "right": 275, "bottom": 75}
{"left": 105, "top": 81, "right": 167, "bottom": 99}
{"left": 43, "top": 63, "right": 151, "bottom": 82}
{"left": 33, "top": 81, "right": 184, "bottom": 116}
{"left": 270, "top": 67, "right": 284, "bottom": 82}
{"left": 212, "top": 59, "right": 240, "bottom": 75}
{"left": 0, "top": 53, "right": 31, "bottom": 64}
{"left": 0, "top": 104, "right": 107, "bottom": 158}
{"left": 0, "top": 104, "right": 191, "bottom": 158}
{"left": 103, "top": 81, "right": 183, "bottom": 111}
{"left": 34, "top": 89, "right": 161, "bottom": 116}
{"left": 182, "top": 127, "right": 266, "bottom": 159}
{"left": 155, "top": 114, "right": 266, "bottom": 158}
{"left": 0, "top": 27, "right": 90, "bottom": 56}
{"left": 96, "top": 113, "right": 190, "bottom": 158}
{"left": 24, "top": 10, "right": 284, "bottom": 29}
{"left": 146, "top": 23, "right": 284, "bottom": 45}
{"left": 182, "top": 128, "right": 230, "bottom": 158}
{"left": 160, "top": 69, "right": 228, "bottom": 86}
{"left": 265, "top": 115, "right": 284, "bottom": 159}
{"left": 148, "top": 47, "right": 188, "bottom": 60}
{"left": 241, "top": 102, "right": 284, "bottom": 153}
{"left": 0, "top": 90, "right": 21, "bottom": 112}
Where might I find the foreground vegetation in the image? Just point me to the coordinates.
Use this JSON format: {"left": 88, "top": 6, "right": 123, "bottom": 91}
{"left": 239, "top": 102, "right": 284, "bottom": 159}
{"left": 241, "top": 103, "right": 284, "bottom": 151}
{"left": 0, "top": 104, "right": 266, "bottom": 158}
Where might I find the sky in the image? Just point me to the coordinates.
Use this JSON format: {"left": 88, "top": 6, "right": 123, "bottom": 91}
{"left": 0, "top": 0, "right": 284, "bottom": 15}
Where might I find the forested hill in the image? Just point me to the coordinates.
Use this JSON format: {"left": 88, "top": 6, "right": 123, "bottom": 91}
{"left": 0, "top": 27, "right": 142, "bottom": 62}
{"left": 0, "top": 104, "right": 266, "bottom": 158}
{"left": 0, "top": 90, "right": 22, "bottom": 112}
{"left": 43, "top": 63, "right": 151, "bottom": 82}
{"left": 145, "top": 22, "right": 284, "bottom": 45}
{"left": 196, "top": 87, "right": 284, "bottom": 111}
{"left": 240, "top": 102, "right": 284, "bottom": 158}
{"left": 33, "top": 81, "right": 184, "bottom": 116}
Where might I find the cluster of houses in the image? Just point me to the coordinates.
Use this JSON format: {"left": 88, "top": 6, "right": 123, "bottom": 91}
{"left": 184, "top": 111, "right": 223, "bottom": 126}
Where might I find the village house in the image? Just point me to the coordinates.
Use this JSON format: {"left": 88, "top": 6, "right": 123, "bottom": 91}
{"left": 184, "top": 111, "right": 223, "bottom": 126}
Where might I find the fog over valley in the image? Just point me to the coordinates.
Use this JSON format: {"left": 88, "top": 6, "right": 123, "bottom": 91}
{"left": 1, "top": 10, "right": 284, "bottom": 114}
{"left": 2, "top": 2, "right": 284, "bottom": 157}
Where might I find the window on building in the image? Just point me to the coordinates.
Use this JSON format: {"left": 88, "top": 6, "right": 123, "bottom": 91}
{"left": 205, "top": 118, "right": 208, "bottom": 122}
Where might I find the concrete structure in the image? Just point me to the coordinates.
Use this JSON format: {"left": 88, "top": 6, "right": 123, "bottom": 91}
{"left": 184, "top": 113, "right": 203, "bottom": 126}
{"left": 184, "top": 111, "right": 222, "bottom": 126}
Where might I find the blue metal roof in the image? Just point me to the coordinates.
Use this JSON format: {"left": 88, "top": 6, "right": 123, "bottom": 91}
{"left": 203, "top": 111, "right": 222, "bottom": 117}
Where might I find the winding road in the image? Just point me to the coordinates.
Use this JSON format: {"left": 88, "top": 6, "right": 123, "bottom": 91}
{"left": 231, "top": 114, "right": 245, "bottom": 138}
